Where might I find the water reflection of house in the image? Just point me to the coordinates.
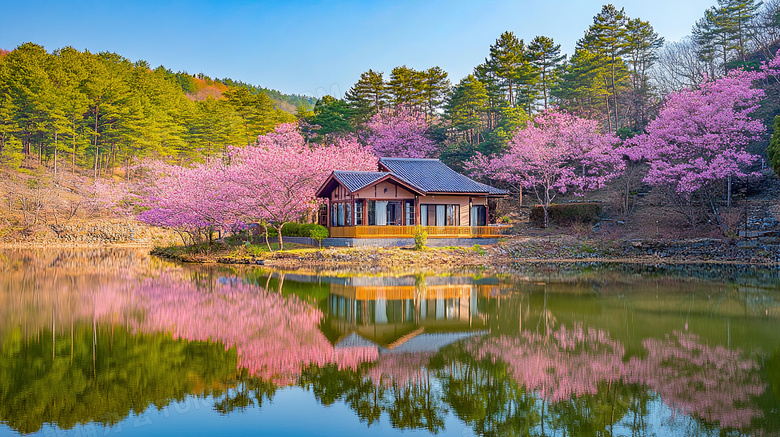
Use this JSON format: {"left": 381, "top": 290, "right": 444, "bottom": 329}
{"left": 286, "top": 274, "right": 499, "bottom": 348}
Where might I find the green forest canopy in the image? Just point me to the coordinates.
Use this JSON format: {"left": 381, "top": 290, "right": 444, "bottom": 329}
{"left": 1, "top": 0, "right": 779, "bottom": 175}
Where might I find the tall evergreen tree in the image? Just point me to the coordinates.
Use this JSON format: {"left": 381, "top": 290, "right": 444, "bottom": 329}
{"left": 223, "top": 87, "right": 278, "bottom": 145}
{"left": 486, "top": 32, "right": 525, "bottom": 107}
{"left": 52, "top": 47, "right": 90, "bottom": 172}
{"left": 190, "top": 97, "right": 243, "bottom": 158}
{"left": 624, "top": 18, "right": 664, "bottom": 130}
{"left": 388, "top": 66, "right": 424, "bottom": 109}
{"left": 307, "top": 95, "right": 354, "bottom": 140}
{"left": 768, "top": 115, "right": 780, "bottom": 176}
{"left": 553, "top": 48, "right": 614, "bottom": 125}
{"left": 344, "top": 69, "right": 386, "bottom": 123}
{"left": 419, "top": 66, "right": 451, "bottom": 118}
{"left": 446, "top": 75, "right": 488, "bottom": 145}
{"left": 720, "top": 0, "right": 762, "bottom": 62}
{"left": 578, "top": 4, "right": 630, "bottom": 132}
{"left": 473, "top": 63, "right": 504, "bottom": 132}
{"left": 528, "top": 36, "right": 565, "bottom": 110}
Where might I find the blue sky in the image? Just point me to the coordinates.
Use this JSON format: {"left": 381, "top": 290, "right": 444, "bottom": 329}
{"left": 2, "top": 0, "right": 716, "bottom": 99}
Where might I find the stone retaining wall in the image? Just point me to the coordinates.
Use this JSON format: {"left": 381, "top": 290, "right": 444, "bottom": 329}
{"left": 280, "top": 236, "right": 500, "bottom": 248}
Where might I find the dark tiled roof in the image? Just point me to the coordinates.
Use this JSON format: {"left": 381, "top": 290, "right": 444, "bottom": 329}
{"left": 379, "top": 158, "right": 506, "bottom": 195}
{"left": 332, "top": 171, "right": 389, "bottom": 192}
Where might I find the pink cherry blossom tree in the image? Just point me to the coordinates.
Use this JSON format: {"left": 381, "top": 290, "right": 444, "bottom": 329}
{"left": 626, "top": 54, "right": 780, "bottom": 231}
{"left": 228, "top": 124, "right": 377, "bottom": 250}
{"left": 136, "top": 124, "right": 376, "bottom": 250}
{"left": 629, "top": 70, "right": 767, "bottom": 229}
{"left": 468, "top": 110, "right": 624, "bottom": 228}
{"left": 366, "top": 106, "right": 438, "bottom": 158}
{"left": 136, "top": 159, "right": 243, "bottom": 246}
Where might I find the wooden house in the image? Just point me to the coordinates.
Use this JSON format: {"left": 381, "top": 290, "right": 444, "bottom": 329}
{"left": 315, "top": 157, "right": 509, "bottom": 238}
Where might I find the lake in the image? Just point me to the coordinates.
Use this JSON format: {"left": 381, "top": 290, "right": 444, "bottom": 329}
{"left": 0, "top": 248, "right": 778, "bottom": 436}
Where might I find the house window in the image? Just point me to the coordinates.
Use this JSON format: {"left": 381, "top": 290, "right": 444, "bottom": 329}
{"left": 387, "top": 201, "right": 402, "bottom": 225}
{"left": 470, "top": 206, "right": 487, "bottom": 226}
{"left": 318, "top": 204, "right": 328, "bottom": 226}
{"left": 346, "top": 203, "right": 352, "bottom": 226}
{"left": 375, "top": 201, "right": 388, "bottom": 225}
{"left": 337, "top": 203, "right": 345, "bottom": 226}
{"left": 421, "top": 204, "right": 459, "bottom": 226}
{"left": 436, "top": 205, "right": 446, "bottom": 226}
{"left": 368, "top": 201, "right": 376, "bottom": 226}
{"left": 405, "top": 200, "right": 414, "bottom": 226}
{"left": 355, "top": 200, "right": 363, "bottom": 226}
{"left": 331, "top": 204, "right": 337, "bottom": 227}
{"left": 446, "top": 204, "right": 460, "bottom": 226}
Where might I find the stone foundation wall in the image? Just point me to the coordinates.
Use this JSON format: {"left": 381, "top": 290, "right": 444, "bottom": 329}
{"left": 281, "top": 236, "right": 500, "bottom": 248}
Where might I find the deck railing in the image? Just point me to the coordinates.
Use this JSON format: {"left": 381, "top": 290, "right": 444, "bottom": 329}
{"left": 329, "top": 225, "right": 510, "bottom": 238}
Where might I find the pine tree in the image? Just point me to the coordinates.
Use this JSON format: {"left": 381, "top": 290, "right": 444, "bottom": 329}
{"left": 52, "top": 47, "right": 90, "bottom": 173}
{"left": 387, "top": 66, "right": 424, "bottom": 109}
{"left": 485, "top": 31, "right": 525, "bottom": 108}
{"left": 720, "top": 0, "right": 761, "bottom": 63}
{"left": 528, "top": 36, "right": 565, "bottom": 111}
{"left": 419, "top": 66, "right": 450, "bottom": 118}
{"left": 553, "top": 48, "right": 615, "bottom": 126}
{"left": 307, "top": 96, "right": 354, "bottom": 140}
{"left": 344, "top": 69, "right": 386, "bottom": 123}
{"left": 190, "top": 97, "right": 243, "bottom": 158}
{"left": 446, "top": 75, "right": 488, "bottom": 145}
{"left": 473, "top": 62, "right": 504, "bottom": 132}
{"left": 223, "top": 87, "right": 278, "bottom": 145}
{"left": 624, "top": 19, "right": 664, "bottom": 130}
{"left": 578, "top": 4, "right": 630, "bottom": 132}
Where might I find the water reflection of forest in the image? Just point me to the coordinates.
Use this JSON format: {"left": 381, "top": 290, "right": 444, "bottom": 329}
{"left": 0, "top": 249, "right": 779, "bottom": 436}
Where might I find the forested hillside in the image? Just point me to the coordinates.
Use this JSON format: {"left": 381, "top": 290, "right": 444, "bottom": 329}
{"left": 2, "top": 1, "right": 780, "bottom": 176}
{"left": 306, "top": 0, "right": 780, "bottom": 169}
{"left": 0, "top": 44, "right": 311, "bottom": 175}
{"left": 1, "top": 0, "right": 780, "bottom": 245}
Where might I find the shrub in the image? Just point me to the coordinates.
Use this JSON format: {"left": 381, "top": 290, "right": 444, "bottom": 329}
{"left": 413, "top": 225, "right": 427, "bottom": 250}
{"left": 308, "top": 225, "right": 329, "bottom": 248}
{"left": 281, "top": 222, "right": 300, "bottom": 236}
{"left": 298, "top": 223, "right": 323, "bottom": 237}
{"left": 264, "top": 222, "right": 328, "bottom": 239}
{"left": 530, "top": 203, "right": 601, "bottom": 227}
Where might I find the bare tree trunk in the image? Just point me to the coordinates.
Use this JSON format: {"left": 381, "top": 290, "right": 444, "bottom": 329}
{"left": 72, "top": 132, "right": 77, "bottom": 175}
{"left": 93, "top": 105, "right": 99, "bottom": 179}
{"left": 94, "top": 146, "right": 99, "bottom": 179}
{"left": 727, "top": 175, "right": 732, "bottom": 208}
{"left": 612, "top": 60, "right": 619, "bottom": 131}
{"left": 110, "top": 142, "right": 115, "bottom": 177}
{"left": 53, "top": 132, "right": 58, "bottom": 179}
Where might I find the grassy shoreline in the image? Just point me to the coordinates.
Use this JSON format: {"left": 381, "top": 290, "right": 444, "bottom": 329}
{"left": 3, "top": 236, "right": 778, "bottom": 272}
{"left": 147, "top": 236, "right": 780, "bottom": 272}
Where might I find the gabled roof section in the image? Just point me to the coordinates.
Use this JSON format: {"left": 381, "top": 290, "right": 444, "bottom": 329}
{"left": 333, "top": 170, "right": 389, "bottom": 193}
{"left": 379, "top": 157, "right": 507, "bottom": 196}
{"left": 315, "top": 170, "right": 426, "bottom": 198}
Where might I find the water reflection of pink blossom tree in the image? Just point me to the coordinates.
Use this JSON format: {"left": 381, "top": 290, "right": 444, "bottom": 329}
{"left": 471, "top": 325, "right": 766, "bottom": 431}
{"left": 366, "top": 352, "right": 436, "bottom": 389}
{"left": 470, "top": 324, "right": 626, "bottom": 403}
{"left": 132, "top": 275, "right": 377, "bottom": 384}
{"left": 626, "top": 331, "right": 764, "bottom": 429}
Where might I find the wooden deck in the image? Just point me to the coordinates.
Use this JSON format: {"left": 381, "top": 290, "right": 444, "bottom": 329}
{"left": 329, "top": 225, "right": 510, "bottom": 238}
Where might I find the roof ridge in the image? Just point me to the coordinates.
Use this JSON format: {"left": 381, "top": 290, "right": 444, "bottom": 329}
{"left": 333, "top": 170, "right": 388, "bottom": 174}
{"left": 380, "top": 157, "right": 439, "bottom": 161}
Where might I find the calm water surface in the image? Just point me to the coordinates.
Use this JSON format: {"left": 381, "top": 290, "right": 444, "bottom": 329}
{"left": 0, "top": 248, "right": 779, "bottom": 436}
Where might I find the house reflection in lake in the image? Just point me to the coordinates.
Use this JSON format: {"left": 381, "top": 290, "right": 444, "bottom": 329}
{"left": 284, "top": 274, "right": 497, "bottom": 349}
